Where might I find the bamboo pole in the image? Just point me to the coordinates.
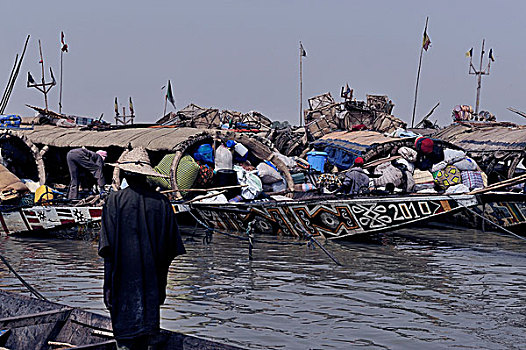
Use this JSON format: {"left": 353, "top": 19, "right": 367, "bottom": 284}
{"left": 0, "top": 54, "right": 18, "bottom": 112}
{"left": 0, "top": 35, "right": 30, "bottom": 114}
{"left": 468, "top": 173, "right": 526, "bottom": 195}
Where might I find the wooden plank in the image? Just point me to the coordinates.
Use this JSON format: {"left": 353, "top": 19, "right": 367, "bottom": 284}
{"left": 0, "top": 308, "right": 72, "bottom": 329}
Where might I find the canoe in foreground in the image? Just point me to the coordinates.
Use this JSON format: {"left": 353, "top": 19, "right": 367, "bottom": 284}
{"left": 191, "top": 193, "right": 479, "bottom": 240}
{"left": 0, "top": 290, "right": 244, "bottom": 350}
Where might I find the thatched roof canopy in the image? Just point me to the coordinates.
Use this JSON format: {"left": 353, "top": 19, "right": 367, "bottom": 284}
{"left": 7, "top": 126, "right": 209, "bottom": 151}
{"left": 433, "top": 123, "right": 526, "bottom": 153}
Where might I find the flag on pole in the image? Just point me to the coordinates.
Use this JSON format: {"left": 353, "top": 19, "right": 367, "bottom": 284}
{"left": 166, "top": 80, "right": 176, "bottom": 109}
{"left": 422, "top": 29, "right": 431, "bottom": 51}
{"left": 129, "top": 97, "right": 134, "bottom": 115}
{"left": 489, "top": 48, "right": 495, "bottom": 62}
{"left": 300, "top": 42, "right": 307, "bottom": 57}
{"left": 465, "top": 48, "right": 473, "bottom": 58}
{"left": 61, "top": 32, "right": 68, "bottom": 52}
{"left": 27, "top": 72, "right": 35, "bottom": 85}
{"left": 114, "top": 97, "right": 119, "bottom": 115}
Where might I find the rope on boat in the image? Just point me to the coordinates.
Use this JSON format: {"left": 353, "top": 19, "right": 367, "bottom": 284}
{"left": 450, "top": 196, "right": 526, "bottom": 242}
{"left": 187, "top": 210, "right": 342, "bottom": 265}
{"left": 0, "top": 254, "right": 49, "bottom": 301}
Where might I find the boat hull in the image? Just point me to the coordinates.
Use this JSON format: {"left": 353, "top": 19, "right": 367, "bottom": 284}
{"left": 0, "top": 206, "right": 102, "bottom": 236}
{"left": 0, "top": 290, "right": 243, "bottom": 349}
{"left": 192, "top": 194, "right": 478, "bottom": 240}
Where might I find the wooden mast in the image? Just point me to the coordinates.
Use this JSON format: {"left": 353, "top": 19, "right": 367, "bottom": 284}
{"left": 411, "top": 17, "right": 429, "bottom": 128}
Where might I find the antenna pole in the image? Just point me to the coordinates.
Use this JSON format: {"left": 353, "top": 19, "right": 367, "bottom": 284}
{"left": 468, "top": 39, "right": 492, "bottom": 115}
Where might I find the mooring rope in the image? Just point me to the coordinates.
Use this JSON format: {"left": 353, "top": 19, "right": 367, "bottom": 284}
{"left": 187, "top": 210, "right": 342, "bottom": 265}
{"left": 0, "top": 253, "right": 49, "bottom": 301}
{"left": 449, "top": 195, "right": 526, "bottom": 242}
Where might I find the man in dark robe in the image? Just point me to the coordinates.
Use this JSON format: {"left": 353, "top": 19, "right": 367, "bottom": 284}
{"left": 67, "top": 148, "right": 107, "bottom": 199}
{"left": 99, "top": 147, "right": 185, "bottom": 349}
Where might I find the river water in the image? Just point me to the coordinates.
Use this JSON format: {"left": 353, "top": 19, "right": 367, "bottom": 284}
{"left": 1, "top": 226, "right": 525, "bottom": 350}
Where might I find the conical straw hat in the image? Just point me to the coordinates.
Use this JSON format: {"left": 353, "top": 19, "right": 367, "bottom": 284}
{"left": 107, "top": 147, "right": 169, "bottom": 178}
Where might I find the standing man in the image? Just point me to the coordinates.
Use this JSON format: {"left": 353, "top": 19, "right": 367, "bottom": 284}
{"left": 99, "top": 147, "right": 186, "bottom": 349}
{"left": 66, "top": 148, "right": 107, "bottom": 199}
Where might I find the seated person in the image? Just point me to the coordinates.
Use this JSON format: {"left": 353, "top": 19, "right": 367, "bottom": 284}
{"left": 414, "top": 137, "right": 444, "bottom": 171}
{"left": 341, "top": 157, "right": 370, "bottom": 195}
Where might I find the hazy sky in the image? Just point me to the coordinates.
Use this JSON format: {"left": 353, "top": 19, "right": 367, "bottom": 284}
{"left": 2, "top": 0, "right": 526, "bottom": 126}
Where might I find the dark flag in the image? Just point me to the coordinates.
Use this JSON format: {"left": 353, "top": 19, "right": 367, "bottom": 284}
{"left": 345, "top": 83, "right": 351, "bottom": 96}
{"left": 61, "top": 32, "right": 68, "bottom": 52}
{"left": 489, "top": 48, "right": 495, "bottom": 62}
{"left": 465, "top": 48, "right": 473, "bottom": 58}
{"left": 27, "top": 72, "right": 35, "bottom": 84}
{"left": 166, "top": 80, "right": 176, "bottom": 109}
{"left": 300, "top": 42, "right": 307, "bottom": 57}
{"left": 129, "top": 97, "right": 134, "bottom": 115}
{"left": 422, "top": 29, "right": 431, "bottom": 51}
{"left": 114, "top": 97, "right": 119, "bottom": 115}
{"left": 50, "top": 67, "right": 56, "bottom": 85}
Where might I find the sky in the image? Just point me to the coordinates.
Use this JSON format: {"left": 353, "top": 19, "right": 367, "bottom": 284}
{"left": 1, "top": 0, "right": 526, "bottom": 127}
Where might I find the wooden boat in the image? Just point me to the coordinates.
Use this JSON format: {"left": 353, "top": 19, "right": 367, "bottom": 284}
{"left": 0, "top": 204, "right": 102, "bottom": 237}
{"left": 0, "top": 290, "right": 244, "bottom": 350}
{"left": 191, "top": 190, "right": 526, "bottom": 239}
{"left": 0, "top": 123, "right": 284, "bottom": 237}
{"left": 191, "top": 193, "right": 479, "bottom": 240}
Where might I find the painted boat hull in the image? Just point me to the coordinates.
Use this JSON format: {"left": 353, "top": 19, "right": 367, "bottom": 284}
{"left": 191, "top": 194, "right": 478, "bottom": 240}
{"left": 0, "top": 206, "right": 102, "bottom": 236}
{"left": 0, "top": 204, "right": 189, "bottom": 237}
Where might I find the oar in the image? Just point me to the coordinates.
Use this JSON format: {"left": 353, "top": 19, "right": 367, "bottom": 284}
{"left": 182, "top": 190, "right": 228, "bottom": 204}
{"left": 161, "top": 184, "right": 246, "bottom": 194}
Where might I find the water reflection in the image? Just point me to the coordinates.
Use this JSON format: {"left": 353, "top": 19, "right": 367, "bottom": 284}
{"left": 0, "top": 226, "right": 525, "bottom": 349}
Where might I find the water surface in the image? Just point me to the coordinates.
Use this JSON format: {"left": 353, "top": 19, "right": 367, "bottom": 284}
{"left": 0, "top": 226, "right": 525, "bottom": 349}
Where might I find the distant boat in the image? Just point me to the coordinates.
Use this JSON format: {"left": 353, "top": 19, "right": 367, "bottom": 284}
{"left": 0, "top": 289, "right": 244, "bottom": 350}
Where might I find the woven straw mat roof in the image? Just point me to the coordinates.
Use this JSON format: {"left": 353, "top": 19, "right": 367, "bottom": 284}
{"left": 9, "top": 126, "right": 209, "bottom": 151}
{"left": 433, "top": 124, "right": 526, "bottom": 152}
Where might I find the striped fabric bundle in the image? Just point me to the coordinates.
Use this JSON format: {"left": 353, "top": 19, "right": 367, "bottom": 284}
{"left": 461, "top": 171, "right": 484, "bottom": 190}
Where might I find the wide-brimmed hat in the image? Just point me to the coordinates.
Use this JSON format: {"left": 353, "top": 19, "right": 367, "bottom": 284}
{"left": 107, "top": 147, "right": 169, "bottom": 178}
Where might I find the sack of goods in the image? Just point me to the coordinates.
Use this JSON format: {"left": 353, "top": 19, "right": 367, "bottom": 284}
{"left": 257, "top": 161, "right": 282, "bottom": 184}
{"left": 453, "top": 157, "right": 479, "bottom": 171}
{"left": 373, "top": 162, "right": 403, "bottom": 188}
{"left": 443, "top": 149, "right": 466, "bottom": 164}
{"left": 433, "top": 165, "right": 462, "bottom": 190}
{"left": 461, "top": 171, "right": 484, "bottom": 190}
{"left": 176, "top": 155, "right": 200, "bottom": 193}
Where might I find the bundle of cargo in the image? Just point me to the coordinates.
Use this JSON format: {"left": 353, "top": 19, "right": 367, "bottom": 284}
{"left": 0, "top": 164, "right": 29, "bottom": 202}
{"left": 303, "top": 92, "right": 407, "bottom": 141}
{"left": 433, "top": 122, "right": 526, "bottom": 182}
